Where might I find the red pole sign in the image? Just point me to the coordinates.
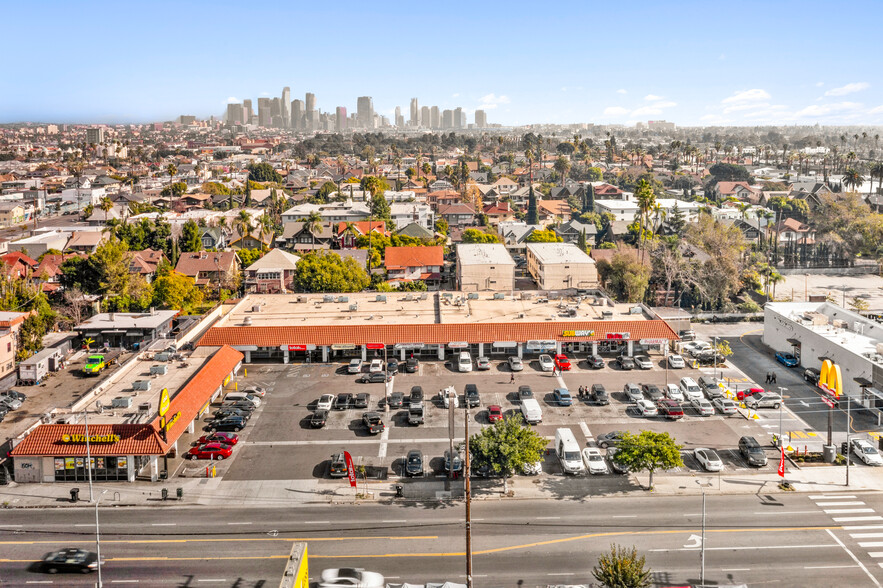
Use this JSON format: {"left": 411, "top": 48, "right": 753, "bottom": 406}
{"left": 344, "top": 451, "right": 357, "bottom": 487}
{"left": 778, "top": 445, "right": 785, "bottom": 478}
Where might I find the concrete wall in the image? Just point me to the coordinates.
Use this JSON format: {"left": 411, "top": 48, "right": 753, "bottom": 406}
{"left": 457, "top": 264, "right": 515, "bottom": 291}
{"left": 527, "top": 252, "right": 598, "bottom": 290}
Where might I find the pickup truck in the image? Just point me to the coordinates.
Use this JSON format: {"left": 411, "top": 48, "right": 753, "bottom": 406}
{"left": 82, "top": 350, "right": 122, "bottom": 376}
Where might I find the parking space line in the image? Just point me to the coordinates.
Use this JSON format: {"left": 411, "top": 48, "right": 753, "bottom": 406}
{"left": 378, "top": 426, "right": 389, "bottom": 459}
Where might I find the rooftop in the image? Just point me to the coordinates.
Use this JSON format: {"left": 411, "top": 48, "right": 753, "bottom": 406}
{"left": 73, "top": 310, "right": 179, "bottom": 331}
{"left": 527, "top": 242, "right": 595, "bottom": 265}
{"left": 457, "top": 243, "right": 516, "bottom": 266}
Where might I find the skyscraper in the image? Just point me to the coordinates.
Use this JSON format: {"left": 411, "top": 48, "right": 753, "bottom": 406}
{"left": 305, "top": 93, "right": 316, "bottom": 112}
{"left": 454, "top": 107, "right": 464, "bottom": 129}
{"left": 305, "top": 93, "right": 317, "bottom": 131}
{"left": 282, "top": 86, "right": 291, "bottom": 128}
{"left": 226, "top": 103, "right": 244, "bottom": 125}
{"left": 442, "top": 109, "right": 453, "bottom": 130}
{"left": 474, "top": 109, "right": 487, "bottom": 128}
{"left": 243, "top": 99, "right": 253, "bottom": 124}
{"left": 410, "top": 98, "right": 419, "bottom": 126}
{"left": 291, "top": 100, "right": 304, "bottom": 130}
{"left": 431, "top": 106, "right": 440, "bottom": 129}
{"left": 86, "top": 127, "right": 104, "bottom": 144}
{"left": 394, "top": 106, "right": 404, "bottom": 128}
{"left": 421, "top": 106, "right": 430, "bottom": 128}
{"left": 257, "top": 98, "right": 271, "bottom": 127}
{"left": 336, "top": 107, "right": 348, "bottom": 132}
{"left": 357, "top": 96, "right": 374, "bottom": 129}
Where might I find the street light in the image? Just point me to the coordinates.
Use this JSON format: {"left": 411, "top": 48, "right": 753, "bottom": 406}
{"left": 778, "top": 387, "right": 787, "bottom": 448}
{"left": 695, "top": 479, "right": 710, "bottom": 586}
{"left": 95, "top": 489, "right": 108, "bottom": 587}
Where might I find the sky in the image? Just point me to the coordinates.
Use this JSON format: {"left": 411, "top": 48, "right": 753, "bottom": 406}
{"left": 5, "top": 0, "right": 883, "bottom": 127}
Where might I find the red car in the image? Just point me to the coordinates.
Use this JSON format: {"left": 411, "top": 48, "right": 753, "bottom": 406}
{"left": 737, "top": 386, "right": 765, "bottom": 401}
{"left": 487, "top": 405, "right": 503, "bottom": 423}
{"left": 554, "top": 354, "right": 571, "bottom": 371}
{"left": 187, "top": 442, "right": 233, "bottom": 460}
{"left": 657, "top": 399, "right": 684, "bottom": 420}
{"left": 196, "top": 432, "right": 239, "bottom": 446}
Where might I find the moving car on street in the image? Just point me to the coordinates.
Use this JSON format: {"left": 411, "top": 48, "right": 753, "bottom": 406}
{"left": 39, "top": 548, "right": 98, "bottom": 574}
{"left": 745, "top": 392, "right": 783, "bottom": 409}
{"left": 852, "top": 439, "right": 883, "bottom": 466}
{"left": 319, "top": 568, "right": 385, "bottom": 588}
{"left": 776, "top": 351, "right": 799, "bottom": 367}
{"left": 358, "top": 372, "right": 390, "bottom": 384}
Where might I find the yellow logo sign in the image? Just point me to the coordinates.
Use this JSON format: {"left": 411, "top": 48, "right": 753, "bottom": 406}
{"left": 165, "top": 411, "right": 181, "bottom": 431}
{"left": 819, "top": 360, "right": 843, "bottom": 397}
{"left": 562, "top": 330, "right": 595, "bottom": 337}
{"left": 159, "top": 388, "right": 170, "bottom": 417}
{"left": 61, "top": 434, "right": 121, "bottom": 444}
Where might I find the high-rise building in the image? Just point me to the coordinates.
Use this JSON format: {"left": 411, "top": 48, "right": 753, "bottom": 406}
{"left": 86, "top": 127, "right": 104, "bottom": 144}
{"left": 281, "top": 87, "right": 291, "bottom": 128}
{"left": 291, "top": 100, "right": 304, "bottom": 130}
{"left": 454, "top": 107, "right": 464, "bottom": 129}
{"left": 421, "top": 106, "right": 430, "bottom": 128}
{"left": 257, "top": 98, "right": 272, "bottom": 127}
{"left": 243, "top": 99, "right": 253, "bottom": 124}
{"left": 226, "top": 103, "right": 244, "bottom": 125}
{"left": 357, "top": 96, "right": 374, "bottom": 129}
{"left": 394, "top": 106, "right": 404, "bottom": 128}
{"left": 431, "top": 106, "right": 440, "bottom": 129}
{"left": 410, "top": 98, "right": 419, "bottom": 126}
{"left": 474, "top": 109, "right": 487, "bottom": 128}
{"left": 336, "top": 107, "right": 348, "bottom": 132}
{"left": 304, "top": 93, "right": 317, "bottom": 131}
{"left": 442, "top": 109, "right": 453, "bottom": 130}
{"left": 305, "top": 93, "right": 316, "bottom": 112}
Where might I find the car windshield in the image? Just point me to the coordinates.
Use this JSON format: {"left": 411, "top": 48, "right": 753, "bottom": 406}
{"left": 863, "top": 446, "right": 877, "bottom": 454}
{"left": 564, "top": 451, "right": 581, "bottom": 461}
{"left": 588, "top": 453, "right": 602, "bottom": 461}
{"left": 408, "top": 454, "right": 421, "bottom": 463}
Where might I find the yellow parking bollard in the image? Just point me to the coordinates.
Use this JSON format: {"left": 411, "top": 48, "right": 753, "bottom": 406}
{"left": 212, "top": 465, "right": 216, "bottom": 478}
{"left": 234, "top": 382, "right": 238, "bottom": 391}
{"left": 244, "top": 368, "right": 247, "bottom": 378}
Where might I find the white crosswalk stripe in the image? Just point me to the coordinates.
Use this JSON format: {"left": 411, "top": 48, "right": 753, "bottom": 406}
{"left": 816, "top": 501, "right": 867, "bottom": 507}
{"left": 851, "top": 533, "right": 883, "bottom": 539}
{"left": 833, "top": 516, "right": 883, "bottom": 522}
{"left": 825, "top": 509, "right": 876, "bottom": 514}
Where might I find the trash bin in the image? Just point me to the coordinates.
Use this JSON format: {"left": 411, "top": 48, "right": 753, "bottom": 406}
{"left": 394, "top": 484, "right": 404, "bottom": 498}
{"left": 176, "top": 487, "right": 183, "bottom": 500}
{"left": 161, "top": 488, "right": 168, "bottom": 501}
{"left": 70, "top": 488, "right": 79, "bottom": 503}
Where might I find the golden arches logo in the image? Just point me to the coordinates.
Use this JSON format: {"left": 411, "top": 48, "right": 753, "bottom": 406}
{"left": 819, "top": 359, "right": 842, "bottom": 397}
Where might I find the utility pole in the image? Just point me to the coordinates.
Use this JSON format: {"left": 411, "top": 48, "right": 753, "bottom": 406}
{"left": 847, "top": 396, "right": 852, "bottom": 487}
{"left": 701, "top": 489, "right": 706, "bottom": 586}
{"left": 464, "top": 404, "right": 473, "bottom": 588}
{"left": 83, "top": 410, "right": 94, "bottom": 503}
{"left": 778, "top": 387, "right": 787, "bottom": 448}
{"left": 446, "top": 394, "right": 454, "bottom": 491}
{"left": 95, "top": 489, "right": 108, "bottom": 587}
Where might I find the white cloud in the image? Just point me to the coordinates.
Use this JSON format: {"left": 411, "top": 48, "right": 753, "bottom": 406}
{"left": 223, "top": 96, "right": 240, "bottom": 104}
{"left": 644, "top": 94, "right": 664, "bottom": 101}
{"left": 631, "top": 101, "right": 677, "bottom": 117}
{"left": 825, "top": 82, "right": 869, "bottom": 97}
{"left": 816, "top": 82, "right": 825, "bottom": 87}
{"left": 722, "top": 89, "right": 771, "bottom": 104}
{"left": 260, "top": 91, "right": 270, "bottom": 96}
{"left": 477, "top": 93, "right": 510, "bottom": 110}
{"left": 603, "top": 106, "right": 629, "bottom": 116}
{"left": 616, "top": 89, "right": 627, "bottom": 94}
{"left": 451, "top": 93, "right": 460, "bottom": 98}
{"left": 869, "top": 105, "right": 883, "bottom": 114}
{"left": 795, "top": 102, "right": 863, "bottom": 117}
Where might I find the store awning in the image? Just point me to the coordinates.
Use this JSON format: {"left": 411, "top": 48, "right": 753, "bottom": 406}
{"left": 854, "top": 377, "right": 874, "bottom": 387}
{"left": 787, "top": 338, "right": 802, "bottom": 346}
{"left": 126, "top": 331, "right": 142, "bottom": 337}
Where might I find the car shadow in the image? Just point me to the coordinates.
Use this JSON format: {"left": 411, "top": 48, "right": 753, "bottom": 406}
{"left": 297, "top": 415, "right": 316, "bottom": 430}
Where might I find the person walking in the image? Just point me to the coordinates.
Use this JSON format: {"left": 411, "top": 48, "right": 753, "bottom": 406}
{"left": 772, "top": 372, "right": 777, "bottom": 384}
{"left": 509, "top": 372, "right": 515, "bottom": 384}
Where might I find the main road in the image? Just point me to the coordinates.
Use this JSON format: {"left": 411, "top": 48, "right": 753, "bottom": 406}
{"left": 2, "top": 492, "right": 883, "bottom": 587}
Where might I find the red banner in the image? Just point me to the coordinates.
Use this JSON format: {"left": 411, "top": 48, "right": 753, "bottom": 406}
{"left": 778, "top": 445, "right": 785, "bottom": 477}
{"left": 344, "top": 451, "right": 357, "bottom": 487}
{"left": 366, "top": 343, "right": 385, "bottom": 350}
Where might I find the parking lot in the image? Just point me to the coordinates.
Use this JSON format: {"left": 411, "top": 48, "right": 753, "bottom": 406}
{"left": 177, "top": 350, "right": 820, "bottom": 488}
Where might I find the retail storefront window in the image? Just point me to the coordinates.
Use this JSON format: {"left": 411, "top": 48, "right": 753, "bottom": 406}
{"left": 53, "top": 456, "right": 130, "bottom": 482}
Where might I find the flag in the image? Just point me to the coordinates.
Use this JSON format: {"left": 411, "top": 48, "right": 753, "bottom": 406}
{"left": 778, "top": 445, "right": 785, "bottom": 478}
{"left": 344, "top": 451, "right": 357, "bottom": 488}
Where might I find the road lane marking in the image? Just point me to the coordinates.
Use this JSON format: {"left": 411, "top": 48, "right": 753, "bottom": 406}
{"left": 197, "top": 580, "right": 226, "bottom": 583}
{"left": 844, "top": 526, "right": 883, "bottom": 530}
{"left": 827, "top": 529, "right": 882, "bottom": 588}
{"left": 547, "top": 573, "right": 574, "bottom": 576}
{"left": 536, "top": 517, "right": 561, "bottom": 520}
{"left": 0, "top": 525, "right": 22, "bottom": 528}
{"left": 25, "top": 582, "right": 52, "bottom": 585}
{"left": 816, "top": 501, "right": 868, "bottom": 507}
{"left": 382, "top": 520, "right": 407, "bottom": 523}
{"left": 868, "top": 552, "right": 883, "bottom": 558}
{"left": 74, "top": 524, "right": 94, "bottom": 527}
{"left": 752, "top": 511, "right": 819, "bottom": 515}
{"left": 851, "top": 533, "right": 883, "bottom": 539}
{"left": 811, "top": 495, "right": 858, "bottom": 499}
{"left": 833, "top": 516, "right": 883, "bottom": 522}
{"left": 721, "top": 568, "right": 750, "bottom": 571}
{"left": 226, "top": 522, "right": 252, "bottom": 525}
{"left": 858, "top": 542, "right": 883, "bottom": 548}
{"left": 304, "top": 521, "right": 330, "bottom": 524}
{"left": 111, "top": 581, "right": 139, "bottom": 584}
{"left": 151, "top": 523, "right": 176, "bottom": 526}
{"left": 649, "top": 544, "right": 836, "bottom": 552}
{"left": 805, "top": 565, "right": 859, "bottom": 569}
{"left": 378, "top": 426, "right": 389, "bottom": 459}
{"left": 825, "top": 509, "right": 876, "bottom": 514}
{"left": 612, "top": 515, "right": 637, "bottom": 518}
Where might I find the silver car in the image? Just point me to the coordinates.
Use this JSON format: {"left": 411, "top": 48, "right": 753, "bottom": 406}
{"left": 0, "top": 396, "right": 22, "bottom": 410}
{"left": 634, "top": 355, "right": 653, "bottom": 370}
{"left": 507, "top": 356, "right": 524, "bottom": 371}
{"left": 746, "top": 392, "right": 782, "bottom": 409}
{"left": 476, "top": 356, "right": 491, "bottom": 370}
{"left": 538, "top": 354, "right": 555, "bottom": 372}
{"left": 691, "top": 396, "right": 715, "bottom": 416}
{"left": 347, "top": 359, "right": 363, "bottom": 374}
{"left": 712, "top": 397, "right": 738, "bottom": 415}
{"left": 624, "top": 383, "right": 643, "bottom": 403}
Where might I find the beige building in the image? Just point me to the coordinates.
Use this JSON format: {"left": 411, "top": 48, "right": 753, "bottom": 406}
{"left": 456, "top": 244, "right": 515, "bottom": 291}
{"left": 526, "top": 242, "right": 598, "bottom": 290}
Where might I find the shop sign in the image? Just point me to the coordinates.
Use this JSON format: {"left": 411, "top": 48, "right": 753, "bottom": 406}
{"left": 331, "top": 344, "right": 356, "bottom": 350}
{"left": 562, "top": 330, "right": 595, "bottom": 337}
{"left": 118, "top": 457, "right": 127, "bottom": 470}
{"left": 232, "top": 345, "right": 258, "bottom": 352}
{"left": 280, "top": 344, "right": 316, "bottom": 351}
{"left": 394, "top": 343, "right": 425, "bottom": 350}
{"left": 366, "top": 343, "right": 385, "bottom": 350}
{"left": 640, "top": 338, "right": 668, "bottom": 345}
{"left": 606, "top": 332, "right": 631, "bottom": 340}
{"left": 492, "top": 341, "right": 518, "bottom": 348}
{"left": 160, "top": 411, "right": 181, "bottom": 432}
{"left": 61, "top": 434, "right": 121, "bottom": 444}
{"left": 159, "top": 388, "right": 170, "bottom": 417}
{"left": 223, "top": 375, "right": 231, "bottom": 387}
{"left": 526, "top": 340, "right": 557, "bottom": 352}
{"left": 448, "top": 341, "right": 470, "bottom": 349}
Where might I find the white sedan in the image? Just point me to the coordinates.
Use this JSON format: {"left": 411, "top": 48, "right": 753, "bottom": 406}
{"left": 635, "top": 398, "right": 658, "bottom": 417}
{"left": 694, "top": 448, "right": 723, "bottom": 472}
{"left": 691, "top": 397, "right": 715, "bottom": 416}
{"left": 668, "top": 354, "right": 685, "bottom": 369}
{"left": 368, "top": 359, "right": 383, "bottom": 373}
{"left": 440, "top": 386, "right": 459, "bottom": 408}
{"left": 713, "top": 397, "right": 739, "bottom": 415}
{"left": 634, "top": 355, "right": 653, "bottom": 369}
{"left": 852, "top": 439, "right": 883, "bottom": 466}
{"left": 538, "top": 354, "right": 555, "bottom": 372}
{"left": 317, "top": 394, "right": 335, "bottom": 411}
{"left": 665, "top": 384, "right": 684, "bottom": 401}
{"left": 508, "top": 356, "right": 524, "bottom": 371}
{"left": 582, "top": 447, "right": 609, "bottom": 475}
{"left": 319, "top": 568, "right": 385, "bottom": 588}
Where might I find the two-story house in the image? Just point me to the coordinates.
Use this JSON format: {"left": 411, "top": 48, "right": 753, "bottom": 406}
{"left": 277, "top": 222, "right": 335, "bottom": 252}
{"left": 244, "top": 248, "right": 300, "bottom": 293}
{"left": 438, "top": 203, "right": 476, "bottom": 228}
{"left": 384, "top": 245, "right": 444, "bottom": 286}
{"left": 200, "top": 227, "right": 229, "bottom": 250}
{"left": 175, "top": 251, "right": 241, "bottom": 287}
{"left": 336, "top": 221, "right": 388, "bottom": 249}
{"left": 129, "top": 249, "right": 168, "bottom": 283}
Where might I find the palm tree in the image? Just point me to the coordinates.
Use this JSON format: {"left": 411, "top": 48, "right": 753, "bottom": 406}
{"left": 166, "top": 163, "right": 178, "bottom": 211}
{"left": 258, "top": 213, "right": 274, "bottom": 242}
{"left": 69, "top": 159, "right": 86, "bottom": 214}
{"left": 843, "top": 167, "right": 864, "bottom": 192}
{"left": 234, "top": 210, "right": 253, "bottom": 246}
{"left": 99, "top": 196, "right": 114, "bottom": 224}
{"left": 341, "top": 221, "right": 359, "bottom": 248}
{"left": 302, "top": 210, "right": 323, "bottom": 250}
{"left": 634, "top": 179, "right": 656, "bottom": 263}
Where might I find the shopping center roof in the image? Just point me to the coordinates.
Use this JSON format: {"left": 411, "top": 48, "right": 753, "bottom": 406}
{"left": 9, "top": 424, "right": 164, "bottom": 456}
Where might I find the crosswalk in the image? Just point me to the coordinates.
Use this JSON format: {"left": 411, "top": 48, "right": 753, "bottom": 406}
{"left": 811, "top": 494, "right": 883, "bottom": 573}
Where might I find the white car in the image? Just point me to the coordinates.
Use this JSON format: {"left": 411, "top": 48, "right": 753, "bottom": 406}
{"left": 679, "top": 377, "right": 703, "bottom": 401}
{"left": 508, "top": 356, "right": 524, "bottom": 371}
{"left": 243, "top": 386, "right": 267, "bottom": 397}
{"left": 852, "top": 439, "right": 883, "bottom": 466}
{"left": 347, "top": 359, "right": 363, "bottom": 374}
{"left": 624, "top": 383, "right": 643, "bottom": 403}
{"left": 368, "top": 359, "right": 383, "bottom": 373}
{"left": 634, "top": 355, "right": 653, "bottom": 370}
{"left": 668, "top": 354, "right": 685, "bottom": 369}
{"left": 665, "top": 383, "right": 684, "bottom": 401}
{"left": 538, "top": 354, "right": 555, "bottom": 372}
{"left": 317, "top": 394, "right": 335, "bottom": 411}
{"left": 688, "top": 341, "right": 712, "bottom": 357}
{"left": 582, "top": 447, "right": 609, "bottom": 475}
{"left": 635, "top": 398, "right": 658, "bottom": 417}
{"left": 476, "top": 356, "right": 491, "bottom": 370}
{"left": 694, "top": 448, "right": 723, "bottom": 472}
{"left": 319, "top": 568, "right": 385, "bottom": 588}
{"left": 440, "top": 386, "right": 459, "bottom": 408}
{"left": 691, "top": 397, "right": 715, "bottom": 416}
{"left": 712, "top": 397, "right": 738, "bottom": 415}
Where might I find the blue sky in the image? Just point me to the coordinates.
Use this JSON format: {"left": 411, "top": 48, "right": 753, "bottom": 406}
{"left": 5, "top": 0, "right": 883, "bottom": 126}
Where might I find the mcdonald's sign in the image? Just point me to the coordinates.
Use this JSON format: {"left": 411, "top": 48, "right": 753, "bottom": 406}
{"left": 819, "top": 359, "right": 843, "bottom": 398}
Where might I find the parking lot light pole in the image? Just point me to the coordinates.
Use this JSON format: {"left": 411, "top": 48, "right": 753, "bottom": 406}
{"left": 83, "top": 410, "right": 94, "bottom": 503}
{"left": 847, "top": 396, "right": 851, "bottom": 487}
{"left": 464, "top": 405, "right": 473, "bottom": 588}
{"left": 778, "top": 387, "right": 787, "bottom": 447}
{"left": 95, "top": 488, "right": 108, "bottom": 588}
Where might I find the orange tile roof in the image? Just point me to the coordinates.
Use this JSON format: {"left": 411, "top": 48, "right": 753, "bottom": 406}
{"left": 10, "top": 424, "right": 164, "bottom": 456}
{"left": 384, "top": 246, "right": 444, "bottom": 270}
{"left": 198, "top": 320, "right": 677, "bottom": 347}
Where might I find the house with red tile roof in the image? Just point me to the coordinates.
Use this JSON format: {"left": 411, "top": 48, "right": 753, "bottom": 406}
{"left": 536, "top": 199, "right": 572, "bottom": 221}
{"left": 175, "top": 251, "right": 240, "bottom": 286}
{"left": 1, "top": 251, "right": 38, "bottom": 279}
{"left": 384, "top": 245, "right": 444, "bottom": 284}
{"left": 336, "top": 220, "right": 388, "bottom": 249}
{"left": 482, "top": 201, "right": 517, "bottom": 225}
{"left": 129, "top": 249, "right": 168, "bottom": 282}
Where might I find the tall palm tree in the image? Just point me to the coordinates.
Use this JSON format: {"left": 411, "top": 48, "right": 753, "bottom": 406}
{"left": 634, "top": 179, "right": 656, "bottom": 263}
{"left": 99, "top": 196, "right": 114, "bottom": 224}
{"left": 302, "top": 210, "right": 323, "bottom": 250}
{"left": 166, "top": 163, "right": 178, "bottom": 211}
{"left": 843, "top": 167, "right": 864, "bottom": 192}
{"left": 341, "top": 221, "right": 358, "bottom": 248}
{"left": 69, "top": 159, "right": 86, "bottom": 214}
{"left": 234, "top": 210, "right": 253, "bottom": 246}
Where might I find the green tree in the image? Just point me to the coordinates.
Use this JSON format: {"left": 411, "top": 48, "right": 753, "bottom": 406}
{"left": 99, "top": 197, "right": 114, "bottom": 224}
{"left": 461, "top": 228, "right": 501, "bottom": 244}
{"left": 708, "top": 162, "right": 752, "bottom": 183}
{"left": 577, "top": 228, "right": 589, "bottom": 252}
{"left": 525, "top": 229, "right": 562, "bottom": 243}
{"left": 610, "top": 430, "right": 683, "bottom": 490}
{"left": 583, "top": 183, "right": 596, "bottom": 214}
{"left": 553, "top": 155, "right": 572, "bottom": 185}
{"left": 592, "top": 544, "right": 652, "bottom": 588}
{"left": 234, "top": 209, "right": 253, "bottom": 241}
{"left": 360, "top": 175, "right": 390, "bottom": 197}
{"left": 315, "top": 181, "right": 337, "bottom": 202}
{"left": 596, "top": 253, "right": 650, "bottom": 303}
{"left": 843, "top": 167, "right": 865, "bottom": 192}
{"left": 180, "top": 220, "right": 202, "bottom": 253}
{"left": 526, "top": 185, "right": 538, "bottom": 224}
{"left": 434, "top": 217, "right": 449, "bottom": 235}
{"left": 849, "top": 296, "right": 870, "bottom": 313}
{"left": 300, "top": 210, "right": 324, "bottom": 248}
{"left": 294, "top": 252, "right": 370, "bottom": 292}
{"left": 201, "top": 181, "right": 230, "bottom": 195}
{"left": 370, "top": 192, "right": 391, "bottom": 220}
{"left": 152, "top": 270, "right": 204, "bottom": 311}
{"left": 469, "top": 414, "right": 548, "bottom": 494}
{"left": 634, "top": 179, "right": 656, "bottom": 262}
{"left": 237, "top": 248, "right": 264, "bottom": 268}
{"left": 246, "top": 162, "right": 282, "bottom": 183}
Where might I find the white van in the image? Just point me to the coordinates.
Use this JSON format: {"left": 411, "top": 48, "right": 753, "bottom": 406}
{"left": 224, "top": 392, "right": 262, "bottom": 407}
{"left": 457, "top": 351, "right": 473, "bottom": 373}
{"left": 555, "top": 428, "right": 584, "bottom": 474}
{"left": 521, "top": 398, "right": 543, "bottom": 424}
{"left": 679, "top": 377, "right": 702, "bottom": 401}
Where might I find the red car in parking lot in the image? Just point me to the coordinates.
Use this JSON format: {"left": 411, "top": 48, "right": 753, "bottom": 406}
{"left": 187, "top": 442, "right": 233, "bottom": 460}
{"left": 196, "top": 432, "right": 239, "bottom": 446}
{"left": 487, "top": 405, "right": 503, "bottom": 423}
{"left": 657, "top": 399, "right": 684, "bottom": 420}
{"left": 737, "top": 386, "right": 765, "bottom": 401}
{"left": 554, "top": 354, "right": 571, "bottom": 371}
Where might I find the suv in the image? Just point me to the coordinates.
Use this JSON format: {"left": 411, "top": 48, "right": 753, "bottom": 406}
{"left": 465, "top": 384, "right": 480, "bottom": 408}
{"left": 615, "top": 355, "right": 635, "bottom": 370}
{"left": 739, "top": 436, "right": 768, "bottom": 467}
{"left": 590, "top": 383, "right": 609, "bottom": 405}
{"left": 329, "top": 453, "right": 348, "bottom": 477}
{"left": 699, "top": 376, "right": 724, "bottom": 399}
{"left": 657, "top": 399, "right": 684, "bottom": 420}
{"left": 746, "top": 392, "right": 782, "bottom": 409}
{"left": 553, "top": 387, "right": 573, "bottom": 406}
{"left": 679, "top": 377, "right": 703, "bottom": 401}
{"left": 362, "top": 412, "right": 385, "bottom": 434}
{"left": 518, "top": 385, "right": 534, "bottom": 402}
{"left": 804, "top": 367, "right": 820, "bottom": 384}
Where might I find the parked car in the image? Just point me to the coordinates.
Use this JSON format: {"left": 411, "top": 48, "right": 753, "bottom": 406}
{"left": 487, "top": 404, "right": 503, "bottom": 423}
{"left": 553, "top": 387, "right": 573, "bottom": 406}
{"left": 476, "top": 356, "right": 491, "bottom": 371}
{"left": 657, "top": 398, "right": 684, "bottom": 419}
{"left": 590, "top": 383, "right": 609, "bottom": 405}
{"left": 465, "top": 384, "right": 480, "bottom": 408}
{"left": 739, "top": 436, "right": 768, "bottom": 467}
{"left": 686, "top": 341, "right": 712, "bottom": 357}
{"left": 310, "top": 410, "right": 328, "bottom": 429}
{"left": 440, "top": 386, "right": 459, "bottom": 408}
{"left": 243, "top": 386, "right": 267, "bottom": 397}
{"left": 736, "top": 386, "right": 765, "bottom": 401}
{"left": 187, "top": 442, "right": 233, "bottom": 460}
{"left": 207, "top": 416, "right": 246, "bottom": 432}
{"left": 606, "top": 446, "right": 630, "bottom": 473}
{"left": 852, "top": 439, "right": 883, "bottom": 466}
{"left": 804, "top": 367, "right": 821, "bottom": 384}
{"left": 221, "top": 401, "right": 257, "bottom": 412}
{"left": 598, "top": 431, "right": 625, "bottom": 449}
{"left": 353, "top": 393, "right": 369, "bottom": 409}
{"left": 582, "top": 447, "right": 609, "bottom": 475}
{"left": 679, "top": 377, "right": 703, "bottom": 401}
{"left": 538, "top": 354, "right": 555, "bottom": 372}
{"left": 554, "top": 354, "right": 571, "bottom": 371}
{"left": 585, "top": 355, "right": 605, "bottom": 369}
{"left": 387, "top": 359, "right": 399, "bottom": 374}
{"left": 213, "top": 407, "right": 251, "bottom": 420}
{"left": 409, "top": 386, "right": 424, "bottom": 405}
{"left": 518, "top": 385, "right": 534, "bottom": 402}
{"left": 699, "top": 376, "right": 724, "bottom": 399}
{"left": 522, "top": 460, "right": 543, "bottom": 475}
{"left": 358, "top": 372, "right": 390, "bottom": 384}
{"left": 39, "top": 548, "right": 98, "bottom": 574}
{"left": 2, "top": 389, "right": 26, "bottom": 403}
{"left": 369, "top": 359, "right": 383, "bottom": 373}
{"left": 641, "top": 384, "right": 664, "bottom": 402}
{"left": 317, "top": 394, "right": 335, "bottom": 411}
{"left": 679, "top": 329, "right": 696, "bottom": 341}
{"left": 745, "top": 392, "right": 782, "bottom": 409}
{"left": 444, "top": 449, "right": 463, "bottom": 473}
{"left": 329, "top": 453, "right": 348, "bottom": 478}
{"left": 623, "top": 383, "right": 643, "bottom": 403}
{"left": 196, "top": 432, "right": 238, "bottom": 446}
{"left": 319, "top": 568, "right": 385, "bottom": 588}
{"left": 694, "top": 448, "right": 723, "bottom": 472}
{"left": 408, "top": 404, "right": 424, "bottom": 425}
{"left": 615, "top": 355, "right": 635, "bottom": 370}
{"left": 405, "top": 357, "right": 419, "bottom": 373}
{"left": 713, "top": 397, "right": 739, "bottom": 415}
{"left": 405, "top": 450, "right": 424, "bottom": 477}
{"left": 668, "top": 354, "right": 685, "bottom": 369}
{"left": 635, "top": 398, "right": 658, "bottom": 417}
{"left": 776, "top": 351, "right": 799, "bottom": 367}
{"left": 388, "top": 391, "right": 404, "bottom": 408}
{"left": 347, "top": 359, "right": 363, "bottom": 374}
{"left": 0, "top": 395, "right": 22, "bottom": 410}
{"left": 665, "top": 383, "right": 684, "bottom": 401}
{"left": 507, "top": 356, "right": 524, "bottom": 371}
{"left": 362, "top": 412, "right": 385, "bottom": 434}
{"left": 691, "top": 397, "right": 715, "bottom": 416}
{"left": 634, "top": 355, "right": 652, "bottom": 370}
{"left": 457, "top": 351, "right": 473, "bottom": 373}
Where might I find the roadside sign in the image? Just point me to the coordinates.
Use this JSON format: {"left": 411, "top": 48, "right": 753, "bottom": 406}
{"left": 366, "top": 343, "right": 385, "bottom": 350}
{"left": 821, "top": 396, "right": 836, "bottom": 408}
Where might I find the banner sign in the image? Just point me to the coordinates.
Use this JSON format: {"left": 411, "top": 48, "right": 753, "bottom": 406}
{"left": 606, "top": 332, "right": 631, "bottom": 340}
{"left": 61, "top": 434, "right": 120, "bottom": 444}
{"left": 331, "top": 344, "right": 356, "bottom": 350}
{"left": 447, "top": 342, "right": 469, "bottom": 349}
{"left": 394, "top": 343, "right": 425, "bottom": 350}
{"left": 159, "top": 388, "right": 170, "bottom": 417}
{"left": 778, "top": 445, "right": 785, "bottom": 477}
{"left": 525, "top": 340, "right": 557, "bottom": 352}
{"left": 280, "top": 344, "right": 316, "bottom": 351}
{"left": 366, "top": 343, "right": 385, "bottom": 350}
{"left": 640, "top": 338, "right": 668, "bottom": 345}
{"left": 562, "top": 330, "right": 595, "bottom": 337}
{"left": 344, "top": 451, "right": 357, "bottom": 488}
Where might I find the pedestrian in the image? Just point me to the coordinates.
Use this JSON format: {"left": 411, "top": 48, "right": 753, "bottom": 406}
{"left": 772, "top": 372, "right": 777, "bottom": 384}
{"left": 765, "top": 371, "right": 771, "bottom": 384}
{"left": 509, "top": 372, "right": 515, "bottom": 384}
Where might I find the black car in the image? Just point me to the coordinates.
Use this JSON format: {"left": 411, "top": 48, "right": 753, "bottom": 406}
{"left": 405, "top": 357, "right": 419, "bottom": 373}
{"left": 444, "top": 449, "right": 463, "bottom": 473}
{"left": 207, "top": 416, "right": 246, "bottom": 432}
{"left": 329, "top": 453, "right": 348, "bottom": 478}
{"left": 2, "top": 389, "right": 26, "bottom": 402}
{"left": 590, "top": 383, "right": 609, "bottom": 405}
{"left": 598, "top": 430, "right": 625, "bottom": 448}
{"left": 641, "top": 384, "right": 664, "bottom": 402}
{"left": 739, "top": 436, "right": 768, "bottom": 467}
{"left": 518, "top": 385, "right": 533, "bottom": 402}
{"left": 0, "top": 404, "right": 8, "bottom": 420}
{"left": 465, "top": 384, "right": 480, "bottom": 408}
{"left": 213, "top": 407, "right": 252, "bottom": 420}
{"left": 362, "top": 412, "right": 385, "bottom": 434}
{"left": 804, "top": 367, "right": 821, "bottom": 384}
{"left": 40, "top": 548, "right": 98, "bottom": 574}
{"left": 615, "top": 355, "right": 635, "bottom": 370}
{"left": 335, "top": 393, "right": 353, "bottom": 410}
{"left": 409, "top": 386, "right": 424, "bottom": 405}
{"left": 353, "top": 393, "right": 369, "bottom": 409}
{"left": 586, "top": 355, "right": 605, "bottom": 369}
{"left": 387, "top": 359, "right": 399, "bottom": 374}
{"left": 388, "top": 391, "right": 404, "bottom": 408}
{"left": 405, "top": 449, "right": 424, "bottom": 477}
{"left": 358, "top": 372, "right": 390, "bottom": 384}
{"left": 310, "top": 410, "right": 328, "bottom": 428}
